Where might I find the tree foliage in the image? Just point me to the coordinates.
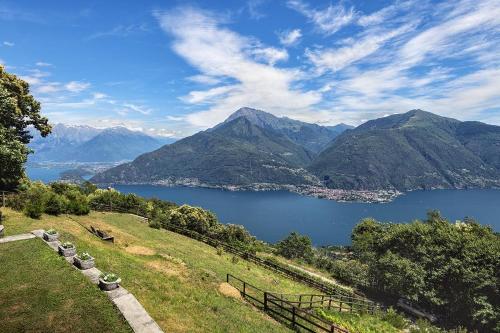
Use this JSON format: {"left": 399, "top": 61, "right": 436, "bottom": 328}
{"left": 0, "top": 65, "right": 51, "bottom": 190}
{"left": 351, "top": 211, "right": 500, "bottom": 332}
{"left": 276, "top": 231, "right": 313, "bottom": 261}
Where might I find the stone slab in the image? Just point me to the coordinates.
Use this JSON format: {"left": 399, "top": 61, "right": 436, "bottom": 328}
{"left": 0, "top": 233, "right": 36, "bottom": 244}
{"left": 111, "top": 293, "right": 163, "bottom": 333}
{"left": 31, "top": 229, "right": 44, "bottom": 238}
{"left": 81, "top": 267, "right": 102, "bottom": 284}
{"left": 105, "top": 286, "right": 129, "bottom": 300}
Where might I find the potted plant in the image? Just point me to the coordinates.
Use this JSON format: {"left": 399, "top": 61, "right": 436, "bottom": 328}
{"left": 99, "top": 272, "right": 121, "bottom": 291}
{"left": 74, "top": 252, "right": 95, "bottom": 270}
{"left": 43, "top": 228, "right": 59, "bottom": 242}
{"left": 58, "top": 241, "right": 76, "bottom": 257}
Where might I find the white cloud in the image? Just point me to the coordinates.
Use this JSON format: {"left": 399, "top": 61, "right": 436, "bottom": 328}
{"left": 278, "top": 29, "right": 302, "bottom": 46}
{"left": 399, "top": 0, "right": 500, "bottom": 67}
{"left": 286, "top": 0, "right": 355, "bottom": 35}
{"left": 155, "top": 6, "right": 321, "bottom": 128}
{"left": 166, "top": 115, "right": 185, "bottom": 121}
{"left": 247, "top": 0, "right": 267, "bottom": 20}
{"left": 187, "top": 74, "right": 221, "bottom": 85}
{"left": 3, "top": 41, "right": 14, "bottom": 47}
{"left": 123, "top": 103, "right": 152, "bottom": 115}
{"left": 307, "top": 24, "right": 413, "bottom": 73}
{"left": 65, "top": 81, "right": 91, "bottom": 93}
{"left": 251, "top": 46, "right": 288, "bottom": 65}
{"left": 86, "top": 23, "right": 149, "bottom": 40}
{"left": 35, "top": 62, "right": 52, "bottom": 67}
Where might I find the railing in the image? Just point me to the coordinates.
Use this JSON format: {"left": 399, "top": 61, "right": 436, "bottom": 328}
{"left": 227, "top": 274, "right": 349, "bottom": 333}
{"left": 90, "top": 202, "right": 378, "bottom": 308}
{"left": 270, "top": 292, "right": 379, "bottom": 314}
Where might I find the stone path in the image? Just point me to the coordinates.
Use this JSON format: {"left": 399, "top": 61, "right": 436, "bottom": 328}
{"left": 30, "top": 229, "right": 164, "bottom": 333}
{"left": 0, "top": 233, "right": 36, "bottom": 244}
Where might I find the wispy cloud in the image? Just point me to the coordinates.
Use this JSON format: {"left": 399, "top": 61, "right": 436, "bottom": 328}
{"left": 246, "top": 0, "right": 267, "bottom": 20}
{"left": 35, "top": 62, "right": 52, "bottom": 67}
{"left": 286, "top": 0, "right": 355, "bottom": 35}
{"left": 306, "top": 24, "right": 414, "bottom": 74}
{"left": 65, "top": 81, "right": 91, "bottom": 93}
{"left": 3, "top": 41, "right": 14, "bottom": 47}
{"left": 277, "top": 29, "right": 302, "bottom": 46}
{"left": 155, "top": 6, "right": 321, "bottom": 128}
{"left": 86, "top": 23, "right": 150, "bottom": 40}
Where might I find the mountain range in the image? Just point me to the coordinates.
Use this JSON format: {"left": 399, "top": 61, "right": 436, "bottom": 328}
{"left": 29, "top": 124, "right": 175, "bottom": 163}
{"left": 92, "top": 108, "right": 500, "bottom": 191}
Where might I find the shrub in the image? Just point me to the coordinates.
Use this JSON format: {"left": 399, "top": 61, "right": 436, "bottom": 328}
{"left": 149, "top": 219, "right": 161, "bottom": 229}
{"left": 329, "top": 258, "right": 370, "bottom": 288}
{"left": 382, "top": 307, "right": 408, "bottom": 329}
{"left": 44, "top": 192, "right": 67, "bottom": 216}
{"left": 409, "top": 319, "right": 443, "bottom": 333}
{"left": 231, "top": 256, "right": 239, "bottom": 264}
{"left": 65, "top": 190, "right": 89, "bottom": 215}
{"left": 23, "top": 183, "right": 48, "bottom": 219}
{"left": 276, "top": 231, "right": 313, "bottom": 261}
{"left": 216, "top": 246, "right": 224, "bottom": 256}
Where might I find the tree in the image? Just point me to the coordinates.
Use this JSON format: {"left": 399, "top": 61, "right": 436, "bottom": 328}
{"left": 351, "top": 212, "right": 500, "bottom": 332}
{"left": 0, "top": 127, "right": 29, "bottom": 189}
{"left": 276, "top": 232, "right": 313, "bottom": 261}
{"left": 0, "top": 65, "right": 51, "bottom": 189}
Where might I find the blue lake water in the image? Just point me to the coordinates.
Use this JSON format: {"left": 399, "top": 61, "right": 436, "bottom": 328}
{"left": 114, "top": 185, "right": 500, "bottom": 245}
{"left": 27, "top": 166, "right": 500, "bottom": 245}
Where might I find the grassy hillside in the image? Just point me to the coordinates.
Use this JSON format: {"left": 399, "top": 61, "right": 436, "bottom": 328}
{"left": 2, "top": 208, "right": 315, "bottom": 332}
{"left": 0, "top": 238, "right": 132, "bottom": 333}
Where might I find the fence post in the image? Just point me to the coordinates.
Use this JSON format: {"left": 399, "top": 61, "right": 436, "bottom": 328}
{"left": 328, "top": 298, "right": 332, "bottom": 310}
{"left": 2, "top": 191, "right": 5, "bottom": 207}
{"left": 243, "top": 282, "right": 246, "bottom": 298}
{"left": 339, "top": 297, "right": 343, "bottom": 312}
{"left": 292, "top": 306, "right": 296, "bottom": 328}
{"left": 264, "top": 292, "right": 268, "bottom": 311}
{"left": 226, "top": 274, "right": 229, "bottom": 283}
{"left": 299, "top": 294, "right": 302, "bottom": 308}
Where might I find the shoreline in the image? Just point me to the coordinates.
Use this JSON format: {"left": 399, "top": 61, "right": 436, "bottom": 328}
{"left": 101, "top": 179, "right": 402, "bottom": 203}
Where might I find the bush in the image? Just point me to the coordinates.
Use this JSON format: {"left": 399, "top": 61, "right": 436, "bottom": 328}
{"left": 44, "top": 192, "right": 67, "bottom": 216}
{"left": 65, "top": 190, "right": 89, "bottom": 215}
{"left": 23, "top": 183, "right": 48, "bottom": 219}
{"left": 149, "top": 219, "right": 161, "bottom": 229}
{"left": 409, "top": 319, "right": 443, "bottom": 333}
{"left": 329, "top": 258, "right": 370, "bottom": 288}
{"left": 382, "top": 307, "right": 408, "bottom": 329}
{"left": 231, "top": 256, "right": 239, "bottom": 264}
{"left": 276, "top": 231, "right": 313, "bottom": 261}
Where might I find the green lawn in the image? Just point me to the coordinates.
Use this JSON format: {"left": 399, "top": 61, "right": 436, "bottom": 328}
{"left": 1, "top": 208, "right": 405, "bottom": 333}
{"left": 2, "top": 208, "right": 316, "bottom": 332}
{"left": 0, "top": 238, "right": 132, "bottom": 333}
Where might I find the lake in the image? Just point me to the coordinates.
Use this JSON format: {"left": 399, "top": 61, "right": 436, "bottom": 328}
{"left": 27, "top": 166, "right": 500, "bottom": 245}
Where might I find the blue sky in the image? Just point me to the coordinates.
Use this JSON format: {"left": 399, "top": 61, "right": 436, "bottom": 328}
{"left": 1, "top": 0, "right": 499, "bottom": 138}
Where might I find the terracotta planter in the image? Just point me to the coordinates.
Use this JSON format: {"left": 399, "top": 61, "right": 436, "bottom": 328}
{"left": 58, "top": 245, "right": 76, "bottom": 257}
{"left": 43, "top": 231, "right": 59, "bottom": 242}
{"left": 74, "top": 256, "right": 95, "bottom": 270}
{"left": 99, "top": 277, "right": 121, "bottom": 291}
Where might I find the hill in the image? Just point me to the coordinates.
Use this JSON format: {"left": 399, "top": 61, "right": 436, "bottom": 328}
{"left": 309, "top": 110, "right": 500, "bottom": 190}
{"left": 29, "top": 124, "right": 173, "bottom": 163}
{"left": 0, "top": 208, "right": 312, "bottom": 332}
{"left": 92, "top": 114, "right": 321, "bottom": 186}
{"left": 220, "top": 107, "right": 352, "bottom": 153}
